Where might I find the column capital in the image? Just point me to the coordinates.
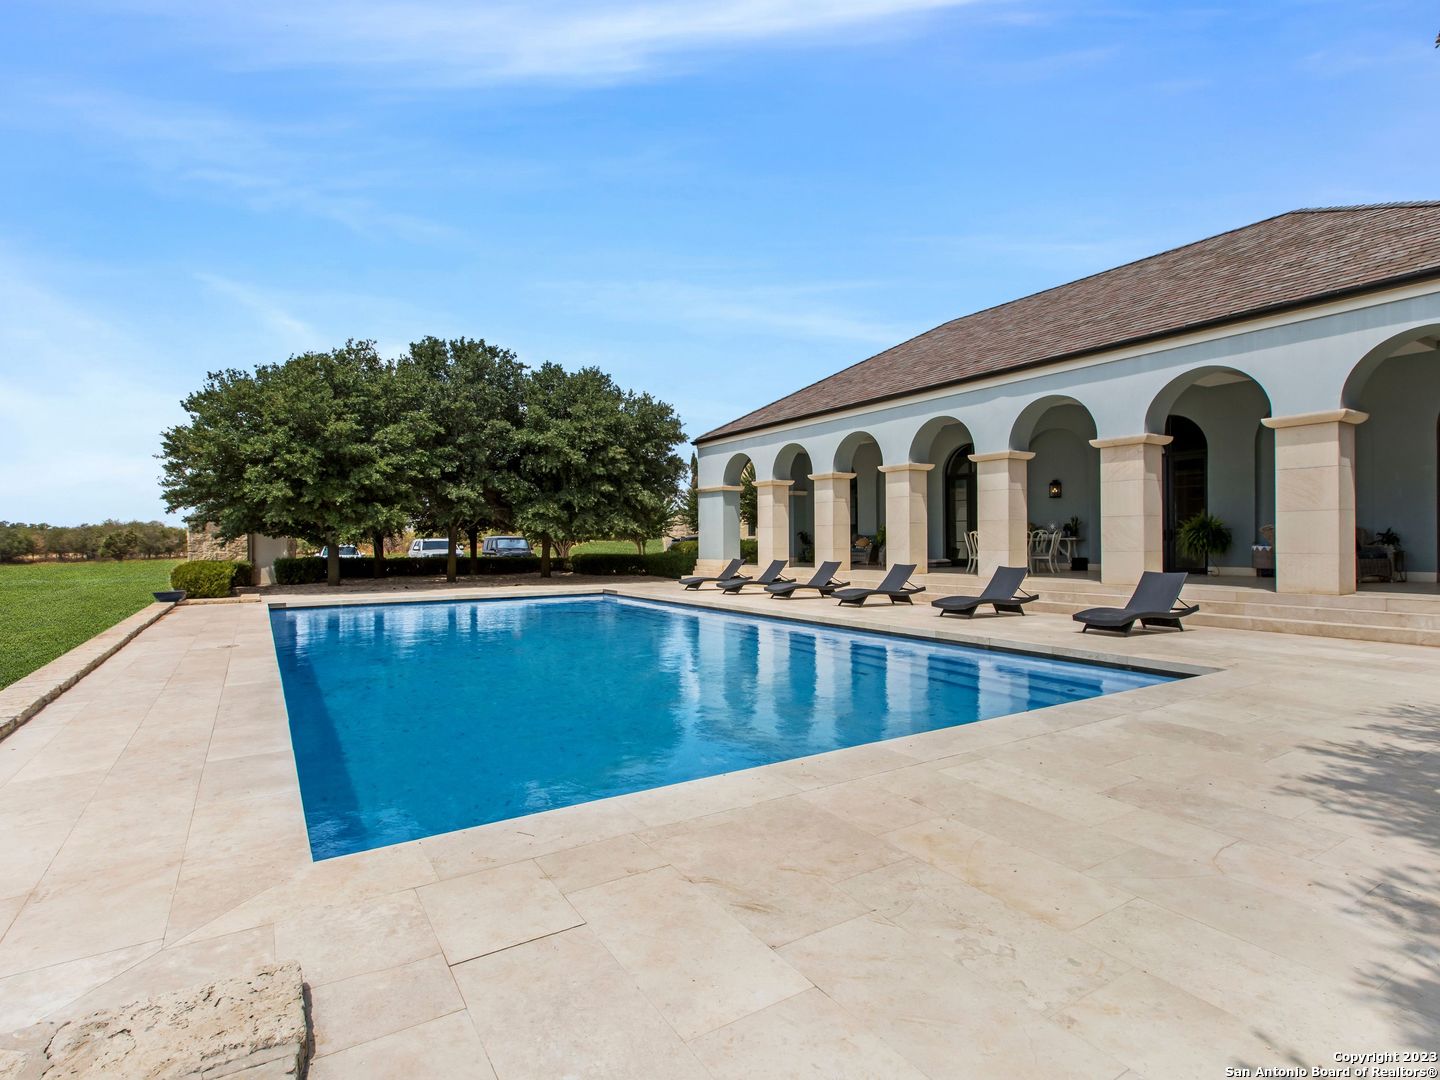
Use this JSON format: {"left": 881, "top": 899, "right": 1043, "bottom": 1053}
{"left": 752, "top": 478, "right": 794, "bottom": 489}
{"left": 1089, "top": 433, "right": 1172, "bottom": 450}
{"left": 807, "top": 471, "right": 857, "bottom": 482}
{"left": 697, "top": 484, "right": 743, "bottom": 494}
{"left": 877, "top": 462, "right": 936, "bottom": 473}
{"left": 1262, "top": 408, "right": 1369, "bottom": 430}
{"left": 968, "top": 450, "right": 1035, "bottom": 464}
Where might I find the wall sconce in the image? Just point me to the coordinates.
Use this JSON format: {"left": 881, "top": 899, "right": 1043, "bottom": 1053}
{"left": 1047, "top": 479, "right": 1063, "bottom": 499}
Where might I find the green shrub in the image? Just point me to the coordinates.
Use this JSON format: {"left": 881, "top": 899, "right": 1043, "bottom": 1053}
{"left": 568, "top": 550, "right": 698, "bottom": 578}
{"left": 170, "top": 559, "right": 248, "bottom": 598}
{"left": 667, "top": 540, "right": 698, "bottom": 557}
{"left": 273, "top": 557, "right": 326, "bottom": 585}
{"left": 569, "top": 552, "right": 646, "bottom": 575}
{"left": 740, "top": 538, "right": 758, "bottom": 562}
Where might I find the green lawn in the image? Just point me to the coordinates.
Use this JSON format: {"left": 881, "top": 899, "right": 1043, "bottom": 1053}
{"left": 567, "top": 539, "right": 665, "bottom": 555}
{"left": 0, "top": 559, "right": 183, "bottom": 690}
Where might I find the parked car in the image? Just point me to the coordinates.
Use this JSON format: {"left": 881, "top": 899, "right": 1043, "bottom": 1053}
{"left": 318, "top": 545, "right": 362, "bottom": 559}
{"left": 481, "top": 535, "right": 534, "bottom": 557}
{"left": 408, "top": 538, "right": 452, "bottom": 558}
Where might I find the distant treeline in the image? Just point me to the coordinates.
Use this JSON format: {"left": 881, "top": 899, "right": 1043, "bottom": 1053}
{"left": 0, "top": 520, "right": 187, "bottom": 562}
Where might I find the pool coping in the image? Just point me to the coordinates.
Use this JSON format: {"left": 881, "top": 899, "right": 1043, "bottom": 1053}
{"left": 265, "top": 586, "right": 1218, "bottom": 681}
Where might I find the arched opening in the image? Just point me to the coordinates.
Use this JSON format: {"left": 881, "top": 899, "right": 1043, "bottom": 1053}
{"left": 1012, "top": 398, "right": 1101, "bottom": 574}
{"left": 717, "top": 452, "right": 753, "bottom": 563}
{"left": 910, "top": 416, "right": 977, "bottom": 570}
{"left": 1146, "top": 367, "right": 1273, "bottom": 579}
{"left": 1345, "top": 325, "right": 1440, "bottom": 586}
{"left": 942, "top": 445, "right": 977, "bottom": 567}
{"left": 833, "top": 432, "right": 884, "bottom": 566}
{"left": 773, "top": 443, "right": 815, "bottom": 565}
{"left": 1163, "top": 416, "right": 1208, "bottom": 572}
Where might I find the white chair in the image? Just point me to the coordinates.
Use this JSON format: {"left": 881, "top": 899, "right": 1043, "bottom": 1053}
{"left": 1028, "top": 529, "right": 1059, "bottom": 574}
{"left": 964, "top": 529, "right": 979, "bottom": 574}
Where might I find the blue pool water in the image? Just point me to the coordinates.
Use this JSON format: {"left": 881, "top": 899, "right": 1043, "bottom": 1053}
{"left": 270, "top": 595, "right": 1170, "bottom": 859}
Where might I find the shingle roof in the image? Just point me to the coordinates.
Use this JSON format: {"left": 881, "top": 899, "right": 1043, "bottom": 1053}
{"left": 698, "top": 202, "right": 1440, "bottom": 443}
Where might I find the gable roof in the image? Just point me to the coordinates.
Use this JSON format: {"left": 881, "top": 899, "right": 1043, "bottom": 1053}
{"left": 698, "top": 202, "right": 1440, "bottom": 443}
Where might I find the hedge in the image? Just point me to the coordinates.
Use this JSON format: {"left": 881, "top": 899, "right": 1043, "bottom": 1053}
{"left": 171, "top": 559, "right": 252, "bottom": 598}
{"left": 741, "top": 538, "right": 758, "bottom": 562}
{"left": 272, "top": 555, "right": 551, "bottom": 585}
{"left": 568, "top": 549, "right": 698, "bottom": 578}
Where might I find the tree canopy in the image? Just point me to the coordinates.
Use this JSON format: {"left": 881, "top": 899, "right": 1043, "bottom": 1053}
{"left": 159, "top": 338, "right": 688, "bottom": 583}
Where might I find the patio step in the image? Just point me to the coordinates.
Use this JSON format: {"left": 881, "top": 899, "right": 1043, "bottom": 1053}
{"left": 1023, "top": 600, "right": 1440, "bottom": 646}
{"left": 740, "top": 564, "right": 1440, "bottom": 645}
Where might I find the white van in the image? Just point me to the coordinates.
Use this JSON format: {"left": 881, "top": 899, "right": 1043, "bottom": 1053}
{"left": 408, "top": 538, "right": 451, "bottom": 558}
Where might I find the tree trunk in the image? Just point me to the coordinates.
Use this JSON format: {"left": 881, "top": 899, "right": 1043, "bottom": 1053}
{"left": 540, "top": 536, "right": 553, "bottom": 578}
{"left": 372, "top": 530, "right": 385, "bottom": 578}
{"left": 634, "top": 537, "right": 645, "bottom": 556}
{"left": 446, "top": 524, "right": 458, "bottom": 583}
{"left": 467, "top": 526, "right": 479, "bottom": 575}
{"left": 326, "top": 542, "right": 341, "bottom": 587}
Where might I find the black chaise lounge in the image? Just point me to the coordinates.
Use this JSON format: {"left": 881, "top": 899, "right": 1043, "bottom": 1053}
{"left": 833, "top": 564, "right": 926, "bottom": 606}
{"left": 931, "top": 566, "right": 1038, "bottom": 618}
{"left": 1072, "top": 571, "right": 1199, "bottom": 634}
{"left": 679, "top": 557, "right": 746, "bottom": 590}
{"left": 717, "top": 560, "right": 794, "bottom": 593}
{"left": 766, "top": 561, "right": 849, "bottom": 599}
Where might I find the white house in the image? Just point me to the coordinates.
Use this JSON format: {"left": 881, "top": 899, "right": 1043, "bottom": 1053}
{"left": 695, "top": 202, "right": 1440, "bottom": 596}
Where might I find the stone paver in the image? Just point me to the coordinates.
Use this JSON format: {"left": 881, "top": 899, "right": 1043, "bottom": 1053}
{"left": 2, "top": 580, "right": 1438, "bottom": 1076}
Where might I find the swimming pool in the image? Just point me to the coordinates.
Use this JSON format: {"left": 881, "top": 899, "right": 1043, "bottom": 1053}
{"left": 270, "top": 595, "right": 1171, "bottom": 859}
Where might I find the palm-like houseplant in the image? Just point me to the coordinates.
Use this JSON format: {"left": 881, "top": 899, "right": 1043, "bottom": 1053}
{"left": 1176, "top": 512, "right": 1232, "bottom": 574}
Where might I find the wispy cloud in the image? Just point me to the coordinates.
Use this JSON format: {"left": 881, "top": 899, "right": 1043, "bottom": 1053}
{"left": 195, "top": 273, "right": 320, "bottom": 351}
{"left": 547, "top": 278, "right": 914, "bottom": 345}
{"left": 99, "top": 0, "right": 988, "bottom": 85}
{"left": 10, "top": 87, "right": 450, "bottom": 240}
{"left": 0, "top": 251, "right": 184, "bottom": 522}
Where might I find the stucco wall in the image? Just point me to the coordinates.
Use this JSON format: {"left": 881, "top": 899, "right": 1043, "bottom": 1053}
{"left": 1355, "top": 351, "right": 1440, "bottom": 574}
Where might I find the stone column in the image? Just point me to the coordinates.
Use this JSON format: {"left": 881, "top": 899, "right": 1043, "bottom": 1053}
{"left": 1090, "top": 434, "right": 1170, "bottom": 586}
{"left": 969, "top": 451, "right": 1033, "bottom": 579}
{"left": 697, "top": 484, "right": 742, "bottom": 575}
{"left": 809, "top": 472, "right": 856, "bottom": 571}
{"left": 753, "top": 479, "right": 794, "bottom": 568}
{"left": 879, "top": 462, "right": 933, "bottom": 570}
{"left": 1262, "top": 409, "right": 1367, "bottom": 596}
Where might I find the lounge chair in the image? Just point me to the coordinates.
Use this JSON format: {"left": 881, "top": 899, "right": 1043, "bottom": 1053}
{"left": 679, "top": 558, "right": 746, "bottom": 590}
{"left": 766, "top": 561, "right": 849, "bottom": 599}
{"left": 930, "top": 566, "right": 1037, "bottom": 618}
{"left": 1072, "top": 571, "right": 1199, "bottom": 634}
{"left": 717, "top": 560, "right": 793, "bottom": 594}
{"left": 832, "top": 564, "right": 926, "bottom": 606}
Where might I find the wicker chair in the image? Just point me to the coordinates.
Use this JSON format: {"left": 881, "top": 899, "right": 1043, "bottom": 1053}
{"left": 1356, "top": 528, "right": 1392, "bottom": 583}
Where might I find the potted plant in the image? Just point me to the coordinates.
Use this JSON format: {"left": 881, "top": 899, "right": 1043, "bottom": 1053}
{"left": 1062, "top": 516, "right": 1081, "bottom": 539}
{"left": 1375, "top": 527, "right": 1400, "bottom": 550}
{"left": 1176, "top": 512, "right": 1232, "bottom": 574}
{"left": 875, "top": 526, "right": 887, "bottom": 562}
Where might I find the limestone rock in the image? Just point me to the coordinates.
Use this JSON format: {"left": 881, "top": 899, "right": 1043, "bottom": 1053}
{"left": 3, "top": 963, "right": 309, "bottom": 1079}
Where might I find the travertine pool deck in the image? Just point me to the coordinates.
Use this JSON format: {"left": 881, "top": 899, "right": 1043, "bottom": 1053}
{"left": 1, "top": 581, "right": 1436, "bottom": 1078}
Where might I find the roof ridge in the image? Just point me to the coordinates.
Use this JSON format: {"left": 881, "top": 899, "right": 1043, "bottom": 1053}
{"left": 1293, "top": 200, "right": 1440, "bottom": 212}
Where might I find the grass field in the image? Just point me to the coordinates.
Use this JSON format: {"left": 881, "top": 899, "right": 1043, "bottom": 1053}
{"left": 567, "top": 539, "right": 664, "bottom": 555}
{"left": 0, "top": 559, "right": 182, "bottom": 690}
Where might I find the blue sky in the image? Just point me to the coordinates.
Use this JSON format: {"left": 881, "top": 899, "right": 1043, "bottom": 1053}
{"left": 1, "top": 1, "right": 1434, "bottom": 524}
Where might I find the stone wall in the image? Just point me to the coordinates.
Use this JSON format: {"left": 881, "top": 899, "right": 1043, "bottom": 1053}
{"left": 186, "top": 523, "right": 249, "bottom": 562}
